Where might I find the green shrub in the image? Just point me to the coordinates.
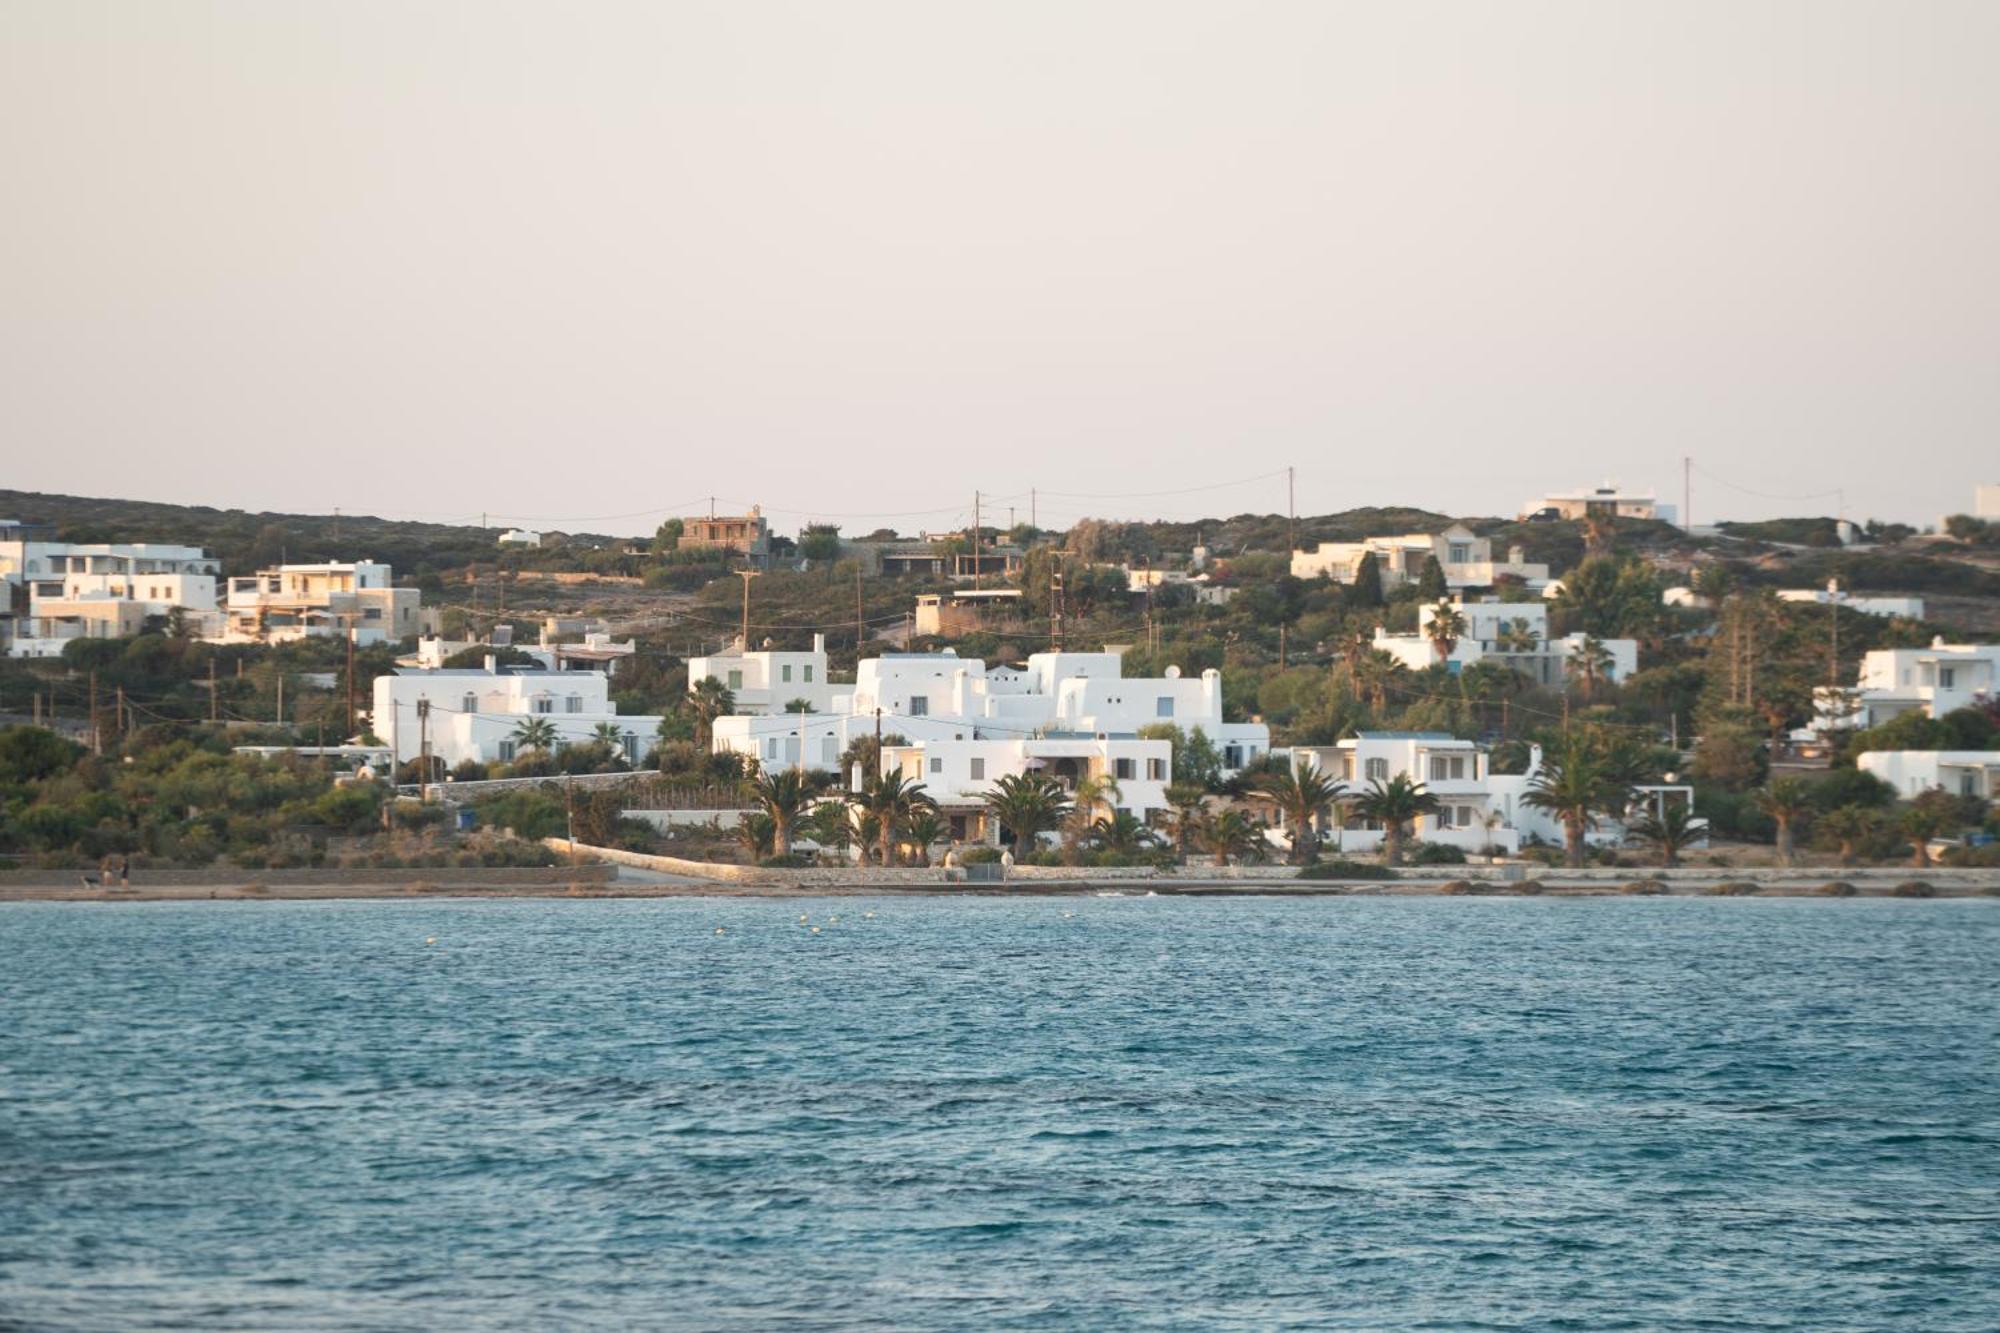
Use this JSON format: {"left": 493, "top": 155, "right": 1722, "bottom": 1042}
{"left": 958, "top": 846, "right": 1003, "bottom": 865}
{"left": 1298, "top": 860, "right": 1397, "bottom": 880}
{"left": 1818, "top": 880, "right": 1858, "bottom": 897}
{"left": 1407, "top": 842, "right": 1468, "bottom": 866}
{"left": 1621, "top": 879, "right": 1668, "bottom": 895}
{"left": 1892, "top": 880, "right": 1937, "bottom": 898}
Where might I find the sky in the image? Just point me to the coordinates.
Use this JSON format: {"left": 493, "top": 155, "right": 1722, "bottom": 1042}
{"left": 4, "top": 1, "right": 1997, "bottom": 538}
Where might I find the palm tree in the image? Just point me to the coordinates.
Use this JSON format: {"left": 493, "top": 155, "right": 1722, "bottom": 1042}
{"left": 1630, "top": 799, "right": 1701, "bottom": 868}
{"left": 1425, "top": 602, "right": 1467, "bottom": 665}
{"left": 684, "top": 676, "right": 735, "bottom": 749}
{"left": 1566, "top": 637, "right": 1615, "bottom": 698}
{"left": 1755, "top": 778, "right": 1812, "bottom": 867}
{"left": 1816, "top": 804, "right": 1879, "bottom": 867}
{"left": 800, "top": 799, "right": 854, "bottom": 860}
{"left": 982, "top": 772, "right": 1070, "bottom": 856}
{"left": 1251, "top": 761, "right": 1348, "bottom": 864}
{"left": 1351, "top": 773, "right": 1441, "bottom": 866}
{"left": 1353, "top": 649, "right": 1407, "bottom": 716}
{"left": 1523, "top": 732, "right": 1631, "bottom": 868}
{"left": 1063, "top": 773, "right": 1122, "bottom": 863}
{"left": 1091, "top": 810, "right": 1151, "bottom": 856}
{"left": 903, "top": 810, "right": 948, "bottom": 867}
{"left": 749, "top": 766, "right": 825, "bottom": 856}
{"left": 1196, "top": 809, "right": 1263, "bottom": 866}
{"left": 511, "top": 716, "right": 558, "bottom": 756}
{"left": 589, "top": 721, "right": 629, "bottom": 768}
{"left": 737, "top": 811, "right": 777, "bottom": 861}
{"left": 850, "top": 773, "right": 935, "bottom": 867}
{"left": 1495, "top": 616, "right": 1540, "bottom": 653}
{"left": 1900, "top": 805, "right": 1945, "bottom": 868}
{"left": 1582, "top": 511, "right": 1617, "bottom": 556}
{"left": 1161, "top": 783, "right": 1208, "bottom": 864}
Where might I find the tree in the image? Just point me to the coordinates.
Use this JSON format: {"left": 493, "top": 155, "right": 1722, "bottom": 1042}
{"left": 511, "top": 716, "right": 558, "bottom": 755}
{"left": 1630, "top": 799, "right": 1701, "bottom": 868}
{"left": 1091, "top": 810, "right": 1150, "bottom": 856}
{"left": 800, "top": 800, "right": 855, "bottom": 859}
{"left": 1195, "top": 809, "right": 1263, "bottom": 866}
{"left": 1524, "top": 730, "right": 1633, "bottom": 868}
{"left": 1062, "top": 773, "right": 1121, "bottom": 863}
{"left": 850, "top": 773, "right": 935, "bottom": 867}
{"left": 904, "top": 810, "right": 948, "bottom": 866}
{"left": 1495, "top": 616, "right": 1540, "bottom": 652}
{"left": 749, "top": 766, "right": 826, "bottom": 856}
{"left": 1353, "top": 649, "right": 1408, "bottom": 716}
{"left": 797, "top": 524, "right": 842, "bottom": 563}
{"left": 652, "top": 518, "right": 684, "bottom": 553}
{"left": 1754, "top": 778, "right": 1813, "bottom": 866}
{"left": 1815, "top": 804, "right": 1880, "bottom": 867}
{"left": 1161, "top": 783, "right": 1207, "bottom": 863}
{"left": 684, "top": 677, "right": 735, "bottom": 749}
{"left": 1425, "top": 602, "right": 1467, "bottom": 664}
{"left": 1566, "top": 637, "right": 1615, "bottom": 699}
{"left": 1416, "top": 555, "right": 1448, "bottom": 601}
{"left": 982, "top": 772, "right": 1070, "bottom": 854}
{"left": 590, "top": 721, "right": 629, "bottom": 766}
{"left": 1900, "top": 803, "right": 1945, "bottom": 867}
{"left": 1351, "top": 552, "right": 1384, "bottom": 608}
{"left": 1352, "top": 773, "right": 1441, "bottom": 866}
{"left": 737, "top": 811, "right": 777, "bottom": 860}
{"left": 1251, "top": 762, "right": 1348, "bottom": 864}
{"left": 840, "top": 731, "right": 907, "bottom": 786}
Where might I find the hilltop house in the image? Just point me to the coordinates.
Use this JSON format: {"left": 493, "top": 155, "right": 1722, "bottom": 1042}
{"left": 0, "top": 525, "right": 220, "bottom": 657}
{"left": 688, "top": 634, "right": 836, "bottom": 715}
{"left": 372, "top": 654, "right": 663, "bottom": 770}
{"left": 1290, "top": 524, "right": 1549, "bottom": 592}
{"left": 680, "top": 508, "right": 771, "bottom": 563}
{"left": 218, "top": 561, "right": 421, "bottom": 646}
{"left": 1521, "top": 485, "right": 1675, "bottom": 526}
{"left": 1775, "top": 581, "right": 1924, "bottom": 620}
{"left": 1368, "top": 599, "right": 1639, "bottom": 687}
{"left": 1812, "top": 639, "right": 2000, "bottom": 732}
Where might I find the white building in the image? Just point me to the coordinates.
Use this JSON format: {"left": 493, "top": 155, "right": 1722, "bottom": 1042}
{"left": 1522, "top": 485, "right": 1676, "bottom": 526}
{"left": 219, "top": 562, "right": 421, "bottom": 646}
{"left": 1776, "top": 581, "right": 1923, "bottom": 619}
{"left": 1859, "top": 750, "right": 2000, "bottom": 801}
{"left": 1281, "top": 734, "right": 1694, "bottom": 856}
{"left": 372, "top": 655, "right": 663, "bottom": 769}
{"left": 688, "top": 634, "right": 836, "bottom": 715}
{"left": 1125, "top": 567, "right": 1235, "bottom": 606}
{"left": 497, "top": 529, "right": 542, "bottom": 547}
{"left": 1291, "top": 524, "right": 1550, "bottom": 591}
{"left": 1975, "top": 484, "right": 2000, "bottom": 519}
{"left": 0, "top": 524, "right": 220, "bottom": 657}
{"left": 1812, "top": 639, "right": 2000, "bottom": 731}
{"left": 709, "top": 648, "right": 1270, "bottom": 825}
{"left": 1367, "top": 600, "right": 1639, "bottom": 688}
{"left": 882, "top": 733, "right": 1175, "bottom": 844}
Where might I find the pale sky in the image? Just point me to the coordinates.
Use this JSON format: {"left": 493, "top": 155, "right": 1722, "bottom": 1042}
{"left": 4, "top": 1, "right": 1996, "bottom": 536}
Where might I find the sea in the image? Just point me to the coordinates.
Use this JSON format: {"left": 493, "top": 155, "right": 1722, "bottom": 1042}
{"left": 2, "top": 895, "right": 1996, "bottom": 1331}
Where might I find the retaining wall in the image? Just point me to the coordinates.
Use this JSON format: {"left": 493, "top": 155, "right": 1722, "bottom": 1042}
{"left": 0, "top": 864, "right": 613, "bottom": 888}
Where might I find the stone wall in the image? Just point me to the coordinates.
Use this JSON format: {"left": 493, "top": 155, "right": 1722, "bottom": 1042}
{"left": 0, "top": 864, "right": 614, "bottom": 888}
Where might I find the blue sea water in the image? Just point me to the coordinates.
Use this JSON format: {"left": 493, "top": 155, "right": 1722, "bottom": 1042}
{"left": 2, "top": 896, "right": 1997, "bottom": 1331}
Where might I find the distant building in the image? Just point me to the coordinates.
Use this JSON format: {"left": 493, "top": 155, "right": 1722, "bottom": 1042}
{"left": 914, "top": 589, "right": 1024, "bottom": 637}
{"left": 1775, "top": 582, "right": 1923, "bottom": 620}
{"left": 497, "top": 529, "right": 542, "bottom": 547}
{"left": 1368, "top": 598, "right": 1638, "bottom": 687}
{"left": 1290, "top": 524, "right": 1549, "bottom": 591}
{"left": 0, "top": 525, "right": 220, "bottom": 657}
{"left": 1125, "top": 568, "right": 1234, "bottom": 606}
{"left": 1812, "top": 638, "right": 2000, "bottom": 731}
{"left": 1859, "top": 750, "right": 2000, "bottom": 800}
{"left": 219, "top": 561, "right": 420, "bottom": 646}
{"left": 688, "top": 634, "right": 835, "bottom": 715}
{"left": 681, "top": 508, "right": 771, "bottom": 562}
{"left": 1522, "top": 485, "right": 1675, "bottom": 526}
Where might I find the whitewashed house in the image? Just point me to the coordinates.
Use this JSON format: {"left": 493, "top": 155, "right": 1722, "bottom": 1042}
{"left": 1776, "top": 582, "right": 1924, "bottom": 620}
{"left": 497, "top": 529, "right": 542, "bottom": 547}
{"left": 1812, "top": 639, "right": 2000, "bottom": 731}
{"left": 688, "top": 634, "right": 836, "bottom": 715}
{"left": 1522, "top": 485, "right": 1675, "bottom": 525}
{"left": 219, "top": 562, "right": 420, "bottom": 646}
{"left": 1368, "top": 599, "right": 1639, "bottom": 688}
{"left": 1859, "top": 750, "right": 2000, "bottom": 800}
{"left": 0, "top": 526, "right": 220, "bottom": 657}
{"left": 372, "top": 655, "right": 663, "bottom": 769}
{"left": 1290, "top": 525, "right": 1550, "bottom": 592}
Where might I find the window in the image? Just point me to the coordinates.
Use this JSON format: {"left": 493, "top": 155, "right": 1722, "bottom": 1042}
{"left": 566, "top": 695, "right": 583, "bottom": 714}
{"left": 1449, "top": 542, "right": 1471, "bottom": 564}
{"left": 970, "top": 758, "right": 985, "bottom": 780}
{"left": 1428, "top": 756, "right": 1465, "bottom": 781}
{"left": 929, "top": 757, "right": 942, "bottom": 774}
{"left": 533, "top": 696, "right": 553, "bottom": 714}
{"left": 726, "top": 670, "right": 743, "bottom": 691}
{"left": 1224, "top": 745, "right": 1243, "bottom": 768}
{"left": 782, "top": 664, "right": 793, "bottom": 683}
{"left": 908, "top": 697, "right": 928, "bottom": 716}
{"left": 497, "top": 741, "right": 517, "bottom": 761}
{"left": 1366, "top": 758, "right": 1389, "bottom": 781}
{"left": 1156, "top": 696, "right": 1175, "bottom": 718}
{"left": 461, "top": 693, "right": 477, "bottom": 714}
{"left": 1115, "top": 757, "right": 1135, "bottom": 781}
{"left": 1941, "top": 667, "right": 1956, "bottom": 689}
{"left": 363, "top": 608, "right": 382, "bottom": 621}
{"left": 622, "top": 734, "right": 640, "bottom": 763}
{"left": 1147, "top": 758, "right": 1166, "bottom": 781}
{"left": 804, "top": 666, "right": 814, "bottom": 683}
{"left": 1436, "top": 806, "right": 1455, "bottom": 828}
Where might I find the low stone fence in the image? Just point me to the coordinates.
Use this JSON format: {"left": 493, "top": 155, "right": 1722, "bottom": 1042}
{"left": 0, "top": 864, "right": 613, "bottom": 888}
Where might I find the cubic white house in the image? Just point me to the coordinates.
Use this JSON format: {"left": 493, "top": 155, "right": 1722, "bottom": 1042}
{"left": 220, "top": 562, "right": 421, "bottom": 645}
{"left": 702, "top": 646, "right": 1271, "bottom": 839}
{"left": 372, "top": 653, "right": 664, "bottom": 770}
{"left": 1775, "top": 582, "right": 1924, "bottom": 620}
{"left": 1290, "top": 524, "right": 1550, "bottom": 592}
{"left": 1859, "top": 750, "right": 2000, "bottom": 801}
{"left": 1, "top": 523, "right": 220, "bottom": 657}
{"left": 1521, "top": 484, "right": 1675, "bottom": 526}
{"left": 1812, "top": 639, "right": 2000, "bottom": 731}
{"left": 688, "top": 634, "right": 837, "bottom": 715}
{"left": 1367, "top": 600, "right": 1639, "bottom": 688}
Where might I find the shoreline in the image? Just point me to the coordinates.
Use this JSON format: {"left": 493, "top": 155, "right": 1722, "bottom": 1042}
{"left": 4, "top": 879, "right": 1997, "bottom": 903}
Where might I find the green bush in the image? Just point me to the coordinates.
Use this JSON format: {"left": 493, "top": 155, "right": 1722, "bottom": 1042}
{"left": 1817, "top": 880, "right": 1859, "bottom": 897}
{"left": 958, "top": 846, "right": 1004, "bottom": 865}
{"left": 1407, "top": 842, "right": 1469, "bottom": 865}
{"left": 1892, "top": 880, "right": 1937, "bottom": 898}
{"left": 1621, "top": 879, "right": 1669, "bottom": 895}
{"left": 1298, "top": 859, "right": 1397, "bottom": 880}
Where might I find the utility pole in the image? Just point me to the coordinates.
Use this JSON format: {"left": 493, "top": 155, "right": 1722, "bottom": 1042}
{"left": 209, "top": 657, "right": 218, "bottom": 723}
{"left": 1030, "top": 487, "right": 1037, "bottom": 531}
{"left": 1050, "top": 554, "right": 1066, "bottom": 651}
{"left": 89, "top": 670, "right": 100, "bottom": 754}
{"left": 346, "top": 629, "right": 357, "bottom": 737}
{"left": 1287, "top": 465, "right": 1296, "bottom": 554}
{"left": 275, "top": 672, "right": 284, "bottom": 726}
{"left": 735, "top": 568, "right": 760, "bottom": 648}
{"left": 115, "top": 685, "right": 125, "bottom": 738}
{"left": 1829, "top": 578, "right": 1840, "bottom": 687}
{"left": 972, "top": 490, "right": 982, "bottom": 592}
{"left": 333, "top": 506, "right": 341, "bottom": 543}
{"left": 1279, "top": 623, "right": 1287, "bottom": 668}
{"left": 1682, "top": 456, "right": 1692, "bottom": 531}
{"left": 417, "top": 698, "right": 431, "bottom": 801}
{"left": 855, "top": 566, "right": 865, "bottom": 657}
